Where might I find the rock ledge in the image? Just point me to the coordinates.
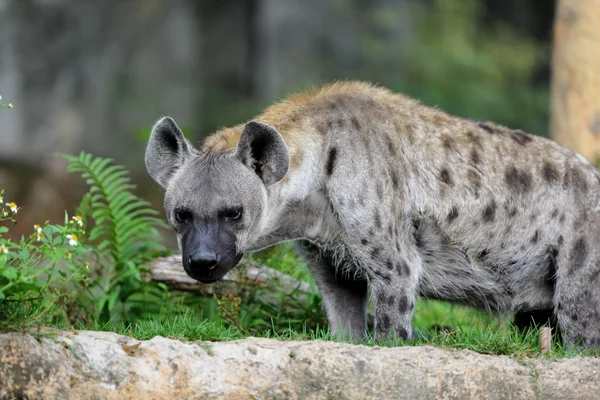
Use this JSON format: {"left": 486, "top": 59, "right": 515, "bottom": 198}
{"left": 1, "top": 330, "right": 599, "bottom": 399}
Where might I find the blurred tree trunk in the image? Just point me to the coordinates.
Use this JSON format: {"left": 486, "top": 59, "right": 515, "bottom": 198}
{"left": 551, "top": 0, "right": 600, "bottom": 163}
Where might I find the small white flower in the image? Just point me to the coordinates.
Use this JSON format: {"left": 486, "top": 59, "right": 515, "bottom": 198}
{"left": 2, "top": 209, "right": 7, "bottom": 217}
{"left": 84, "top": 261, "right": 90, "bottom": 269}
{"left": 6, "top": 202, "right": 17, "bottom": 214}
{"left": 72, "top": 215, "right": 83, "bottom": 226}
{"left": 34, "top": 224, "right": 42, "bottom": 234}
{"left": 0, "top": 244, "right": 8, "bottom": 254}
{"left": 0, "top": 95, "right": 2, "bottom": 101}
{"left": 66, "top": 234, "right": 79, "bottom": 247}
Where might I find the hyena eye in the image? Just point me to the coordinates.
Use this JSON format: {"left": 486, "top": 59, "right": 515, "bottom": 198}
{"left": 174, "top": 208, "right": 191, "bottom": 223}
{"left": 221, "top": 207, "right": 243, "bottom": 221}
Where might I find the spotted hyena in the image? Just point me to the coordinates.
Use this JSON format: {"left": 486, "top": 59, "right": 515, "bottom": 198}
{"left": 145, "top": 82, "right": 600, "bottom": 346}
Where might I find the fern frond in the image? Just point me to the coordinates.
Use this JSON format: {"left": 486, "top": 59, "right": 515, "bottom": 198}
{"left": 61, "top": 152, "right": 167, "bottom": 266}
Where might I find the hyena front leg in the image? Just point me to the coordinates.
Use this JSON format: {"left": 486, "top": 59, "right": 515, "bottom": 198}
{"left": 295, "top": 241, "right": 369, "bottom": 340}
{"left": 357, "top": 234, "right": 422, "bottom": 341}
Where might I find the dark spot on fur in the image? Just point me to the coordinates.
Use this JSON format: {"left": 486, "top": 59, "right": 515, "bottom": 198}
{"left": 385, "top": 259, "right": 394, "bottom": 270}
{"left": 571, "top": 313, "right": 579, "bottom": 322}
{"left": 386, "top": 135, "right": 397, "bottom": 157}
{"left": 442, "top": 135, "right": 455, "bottom": 150}
{"left": 510, "top": 130, "right": 533, "bottom": 146}
{"left": 447, "top": 207, "right": 459, "bottom": 223}
{"left": 542, "top": 162, "right": 560, "bottom": 183}
{"left": 467, "top": 170, "right": 481, "bottom": 187}
{"left": 391, "top": 169, "right": 399, "bottom": 189}
{"left": 505, "top": 166, "right": 532, "bottom": 193}
{"left": 466, "top": 130, "right": 483, "bottom": 146}
{"left": 395, "top": 241, "right": 401, "bottom": 253}
{"left": 412, "top": 217, "right": 420, "bottom": 231}
{"left": 582, "top": 320, "right": 589, "bottom": 330}
{"left": 482, "top": 201, "right": 496, "bottom": 223}
{"left": 376, "top": 182, "right": 383, "bottom": 200}
{"left": 361, "top": 238, "right": 369, "bottom": 246}
{"left": 530, "top": 213, "right": 537, "bottom": 222}
{"left": 337, "top": 118, "right": 345, "bottom": 128}
{"left": 439, "top": 168, "right": 453, "bottom": 186}
{"left": 388, "top": 223, "right": 393, "bottom": 237}
{"left": 477, "top": 249, "right": 490, "bottom": 261}
{"left": 470, "top": 148, "right": 481, "bottom": 165}
{"left": 478, "top": 122, "right": 495, "bottom": 133}
{"left": 378, "top": 313, "right": 391, "bottom": 332}
{"left": 558, "top": 235, "right": 564, "bottom": 246}
{"left": 545, "top": 246, "right": 559, "bottom": 289}
{"left": 396, "top": 326, "right": 409, "bottom": 340}
{"left": 551, "top": 208, "right": 559, "bottom": 219}
{"left": 569, "top": 238, "right": 588, "bottom": 275}
{"left": 396, "top": 261, "right": 409, "bottom": 277}
{"left": 412, "top": 218, "right": 423, "bottom": 249}
{"left": 316, "top": 121, "right": 327, "bottom": 135}
{"left": 571, "top": 167, "right": 589, "bottom": 194}
{"left": 374, "top": 211, "right": 382, "bottom": 229}
{"left": 378, "top": 292, "right": 395, "bottom": 307}
{"left": 398, "top": 295, "right": 411, "bottom": 313}
{"left": 351, "top": 117, "right": 361, "bottom": 131}
{"left": 531, "top": 230, "right": 540, "bottom": 244}
{"left": 559, "top": 214, "right": 565, "bottom": 223}
{"left": 326, "top": 147, "right": 337, "bottom": 176}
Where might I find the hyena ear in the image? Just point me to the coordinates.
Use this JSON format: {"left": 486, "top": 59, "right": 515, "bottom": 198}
{"left": 145, "top": 117, "right": 193, "bottom": 189}
{"left": 236, "top": 121, "right": 290, "bottom": 186}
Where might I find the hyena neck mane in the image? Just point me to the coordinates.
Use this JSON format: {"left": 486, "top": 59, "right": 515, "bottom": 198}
{"left": 201, "top": 81, "right": 412, "bottom": 173}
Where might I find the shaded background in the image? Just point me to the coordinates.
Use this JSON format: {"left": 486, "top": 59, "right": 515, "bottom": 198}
{"left": 0, "top": 0, "right": 555, "bottom": 243}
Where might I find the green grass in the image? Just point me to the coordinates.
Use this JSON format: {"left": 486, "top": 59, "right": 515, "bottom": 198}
{"left": 75, "top": 306, "right": 599, "bottom": 360}
{"left": 13, "top": 242, "right": 600, "bottom": 359}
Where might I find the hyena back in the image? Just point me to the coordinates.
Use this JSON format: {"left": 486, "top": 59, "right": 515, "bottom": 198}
{"left": 145, "top": 81, "right": 600, "bottom": 346}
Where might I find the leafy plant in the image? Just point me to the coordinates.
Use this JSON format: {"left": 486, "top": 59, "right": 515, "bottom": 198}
{"left": 401, "top": 0, "right": 549, "bottom": 136}
{"left": 61, "top": 152, "right": 170, "bottom": 324}
{"left": 0, "top": 189, "right": 91, "bottom": 329}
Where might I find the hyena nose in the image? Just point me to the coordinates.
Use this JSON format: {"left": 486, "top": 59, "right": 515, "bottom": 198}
{"left": 188, "top": 251, "right": 221, "bottom": 271}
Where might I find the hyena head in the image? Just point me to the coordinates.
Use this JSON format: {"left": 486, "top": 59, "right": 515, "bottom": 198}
{"left": 145, "top": 117, "right": 289, "bottom": 283}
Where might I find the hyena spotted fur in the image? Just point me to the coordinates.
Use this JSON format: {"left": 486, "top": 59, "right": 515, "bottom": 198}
{"left": 145, "top": 81, "right": 600, "bottom": 346}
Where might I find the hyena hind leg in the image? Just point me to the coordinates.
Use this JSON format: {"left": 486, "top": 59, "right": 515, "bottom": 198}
{"left": 555, "top": 236, "right": 600, "bottom": 347}
{"left": 295, "top": 240, "right": 368, "bottom": 340}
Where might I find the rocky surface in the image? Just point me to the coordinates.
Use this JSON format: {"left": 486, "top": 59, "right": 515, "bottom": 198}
{"left": 1, "top": 330, "right": 600, "bottom": 399}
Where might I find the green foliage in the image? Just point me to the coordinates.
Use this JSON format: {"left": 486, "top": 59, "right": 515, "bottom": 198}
{"left": 347, "top": 0, "right": 549, "bottom": 136}
{"left": 0, "top": 190, "right": 92, "bottom": 329}
{"left": 400, "top": 0, "right": 549, "bottom": 136}
{"left": 60, "top": 152, "right": 170, "bottom": 324}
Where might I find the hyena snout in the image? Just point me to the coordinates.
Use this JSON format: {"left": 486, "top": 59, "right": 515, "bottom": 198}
{"left": 188, "top": 250, "right": 221, "bottom": 272}
{"left": 181, "top": 228, "right": 243, "bottom": 284}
